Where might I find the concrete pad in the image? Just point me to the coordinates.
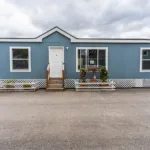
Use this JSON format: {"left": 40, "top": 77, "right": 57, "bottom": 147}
{"left": 0, "top": 89, "right": 150, "bottom": 150}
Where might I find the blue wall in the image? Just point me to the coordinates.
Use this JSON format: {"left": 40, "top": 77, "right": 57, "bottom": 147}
{"left": 0, "top": 31, "right": 150, "bottom": 79}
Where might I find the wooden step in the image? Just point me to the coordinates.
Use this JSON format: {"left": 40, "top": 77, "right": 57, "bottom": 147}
{"left": 49, "top": 78, "right": 62, "bottom": 80}
{"left": 46, "top": 88, "right": 64, "bottom": 91}
{"left": 49, "top": 80, "right": 63, "bottom": 84}
{"left": 48, "top": 84, "right": 63, "bottom": 88}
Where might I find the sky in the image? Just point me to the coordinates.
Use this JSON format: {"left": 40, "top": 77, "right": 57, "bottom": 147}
{"left": 0, "top": 0, "right": 150, "bottom": 38}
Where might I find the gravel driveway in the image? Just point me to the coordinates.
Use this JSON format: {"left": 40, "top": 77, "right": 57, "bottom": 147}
{"left": 0, "top": 89, "right": 150, "bottom": 150}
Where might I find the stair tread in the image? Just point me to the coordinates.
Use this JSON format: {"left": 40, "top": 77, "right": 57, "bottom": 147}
{"left": 49, "top": 84, "right": 63, "bottom": 85}
{"left": 48, "top": 84, "right": 63, "bottom": 88}
{"left": 49, "top": 78, "right": 62, "bottom": 80}
{"left": 47, "top": 88, "right": 64, "bottom": 91}
{"left": 47, "top": 88, "right": 64, "bottom": 89}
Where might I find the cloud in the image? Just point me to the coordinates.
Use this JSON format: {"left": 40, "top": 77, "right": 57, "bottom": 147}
{"left": 0, "top": 0, "right": 41, "bottom": 37}
{"left": 0, "top": 0, "right": 150, "bottom": 38}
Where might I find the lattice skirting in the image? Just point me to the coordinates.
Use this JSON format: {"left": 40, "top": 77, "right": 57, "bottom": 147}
{"left": 1, "top": 79, "right": 150, "bottom": 89}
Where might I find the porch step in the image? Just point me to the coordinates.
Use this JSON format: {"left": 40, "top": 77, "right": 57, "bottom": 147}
{"left": 49, "top": 80, "right": 63, "bottom": 84}
{"left": 47, "top": 78, "right": 64, "bottom": 91}
{"left": 49, "top": 78, "right": 62, "bottom": 80}
{"left": 48, "top": 84, "right": 63, "bottom": 88}
{"left": 46, "top": 88, "right": 64, "bottom": 91}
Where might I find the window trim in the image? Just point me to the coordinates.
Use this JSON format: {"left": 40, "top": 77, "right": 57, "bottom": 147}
{"left": 140, "top": 47, "right": 150, "bottom": 72}
{"left": 10, "top": 47, "right": 31, "bottom": 72}
{"left": 76, "top": 47, "right": 108, "bottom": 72}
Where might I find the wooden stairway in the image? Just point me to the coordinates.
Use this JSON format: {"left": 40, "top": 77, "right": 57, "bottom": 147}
{"left": 47, "top": 78, "right": 64, "bottom": 91}
{"left": 46, "top": 64, "right": 64, "bottom": 91}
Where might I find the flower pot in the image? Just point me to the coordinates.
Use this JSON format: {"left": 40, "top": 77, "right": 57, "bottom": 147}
{"left": 80, "top": 83, "right": 88, "bottom": 87}
{"left": 100, "top": 83, "right": 109, "bottom": 86}
{"left": 91, "top": 79, "right": 97, "bottom": 82}
{"left": 6, "top": 85, "right": 15, "bottom": 88}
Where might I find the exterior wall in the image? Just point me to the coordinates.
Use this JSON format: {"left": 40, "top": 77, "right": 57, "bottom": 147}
{"left": 0, "top": 31, "right": 150, "bottom": 79}
{"left": 0, "top": 32, "right": 71, "bottom": 79}
{"left": 66, "top": 43, "right": 150, "bottom": 79}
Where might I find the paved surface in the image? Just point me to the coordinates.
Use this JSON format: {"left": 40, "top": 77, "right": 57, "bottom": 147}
{"left": 0, "top": 89, "right": 150, "bottom": 150}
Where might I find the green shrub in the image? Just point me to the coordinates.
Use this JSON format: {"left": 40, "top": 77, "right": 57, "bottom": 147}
{"left": 23, "top": 83, "right": 31, "bottom": 88}
{"left": 5, "top": 78, "right": 15, "bottom": 88}
{"left": 5, "top": 78, "right": 15, "bottom": 84}
{"left": 80, "top": 68, "right": 87, "bottom": 82}
{"left": 100, "top": 67, "right": 108, "bottom": 82}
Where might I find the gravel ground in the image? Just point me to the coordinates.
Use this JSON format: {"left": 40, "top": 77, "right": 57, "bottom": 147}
{"left": 0, "top": 89, "right": 150, "bottom": 150}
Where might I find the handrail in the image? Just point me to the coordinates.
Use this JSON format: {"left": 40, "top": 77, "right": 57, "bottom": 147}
{"left": 46, "top": 64, "right": 50, "bottom": 88}
{"left": 62, "top": 63, "right": 64, "bottom": 83}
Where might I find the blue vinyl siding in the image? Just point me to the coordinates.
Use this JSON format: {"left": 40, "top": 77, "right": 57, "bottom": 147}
{"left": 0, "top": 31, "right": 150, "bottom": 79}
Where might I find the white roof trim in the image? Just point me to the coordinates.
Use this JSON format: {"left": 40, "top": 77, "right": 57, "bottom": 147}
{"left": 71, "top": 39, "right": 150, "bottom": 43}
{"left": 37, "top": 28, "right": 75, "bottom": 41}
{"left": 0, "top": 39, "right": 40, "bottom": 42}
{"left": 0, "top": 27, "right": 150, "bottom": 43}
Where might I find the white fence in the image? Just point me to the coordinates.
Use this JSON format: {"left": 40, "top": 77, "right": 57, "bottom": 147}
{"left": 0, "top": 79, "right": 46, "bottom": 89}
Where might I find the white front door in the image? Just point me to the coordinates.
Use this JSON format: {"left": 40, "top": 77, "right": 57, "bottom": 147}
{"left": 49, "top": 47, "right": 64, "bottom": 78}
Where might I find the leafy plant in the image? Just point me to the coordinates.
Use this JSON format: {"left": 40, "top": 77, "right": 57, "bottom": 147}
{"left": 5, "top": 78, "right": 15, "bottom": 84}
{"left": 5, "top": 78, "right": 15, "bottom": 88}
{"left": 100, "top": 67, "right": 108, "bottom": 82}
{"left": 23, "top": 83, "right": 31, "bottom": 88}
{"left": 80, "top": 68, "right": 87, "bottom": 82}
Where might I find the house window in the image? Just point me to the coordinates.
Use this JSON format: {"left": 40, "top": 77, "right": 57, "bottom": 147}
{"left": 140, "top": 48, "right": 150, "bottom": 72}
{"left": 10, "top": 47, "right": 31, "bottom": 72}
{"left": 77, "top": 47, "right": 108, "bottom": 71}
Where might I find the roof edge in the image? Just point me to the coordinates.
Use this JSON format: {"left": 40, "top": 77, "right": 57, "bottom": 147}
{"left": 0, "top": 26, "right": 150, "bottom": 43}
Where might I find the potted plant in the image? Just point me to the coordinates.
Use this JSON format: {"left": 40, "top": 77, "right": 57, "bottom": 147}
{"left": 88, "top": 66, "right": 100, "bottom": 82}
{"left": 5, "top": 78, "right": 15, "bottom": 88}
{"left": 79, "top": 68, "right": 88, "bottom": 86}
{"left": 100, "top": 67, "right": 109, "bottom": 86}
{"left": 23, "top": 83, "right": 31, "bottom": 88}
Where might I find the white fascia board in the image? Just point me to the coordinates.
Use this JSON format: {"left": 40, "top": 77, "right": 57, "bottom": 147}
{"left": 37, "top": 28, "right": 75, "bottom": 41}
{"left": 71, "top": 39, "right": 150, "bottom": 43}
{"left": 1, "top": 38, "right": 150, "bottom": 43}
{"left": 0, "top": 39, "right": 41, "bottom": 42}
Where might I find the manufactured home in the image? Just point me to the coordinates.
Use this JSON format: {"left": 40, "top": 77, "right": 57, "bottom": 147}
{"left": 0, "top": 26, "right": 150, "bottom": 89}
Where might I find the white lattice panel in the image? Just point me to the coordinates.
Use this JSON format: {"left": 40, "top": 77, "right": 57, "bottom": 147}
{"left": 0, "top": 79, "right": 46, "bottom": 89}
{"left": 143, "top": 79, "right": 150, "bottom": 87}
{"left": 112, "top": 79, "right": 135, "bottom": 88}
{"left": 64, "top": 79, "right": 76, "bottom": 88}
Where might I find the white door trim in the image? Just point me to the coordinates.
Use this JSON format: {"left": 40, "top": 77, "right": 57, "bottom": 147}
{"left": 48, "top": 46, "right": 64, "bottom": 77}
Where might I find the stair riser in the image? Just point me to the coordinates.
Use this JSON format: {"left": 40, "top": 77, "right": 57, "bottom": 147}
{"left": 49, "top": 78, "right": 62, "bottom": 80}
{"left": 47, "top": 89, "right": 64, "bottom": 92}
{"left": 48, "top": 85, "right": 63, "bottom": 88}
{"left": 49, "top": 80, "right": 63, "bottom": 84}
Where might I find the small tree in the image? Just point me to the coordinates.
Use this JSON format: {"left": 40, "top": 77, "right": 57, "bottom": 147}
{"left": 100, "top": 67, "right": 108, "bottom": 82}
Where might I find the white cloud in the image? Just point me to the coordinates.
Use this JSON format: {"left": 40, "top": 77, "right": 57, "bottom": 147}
{"left": 0, "top": 0, "right": 41, "bottom": 37}
{"left": 0, "top": 0, "right": 150, "bottom": 38}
